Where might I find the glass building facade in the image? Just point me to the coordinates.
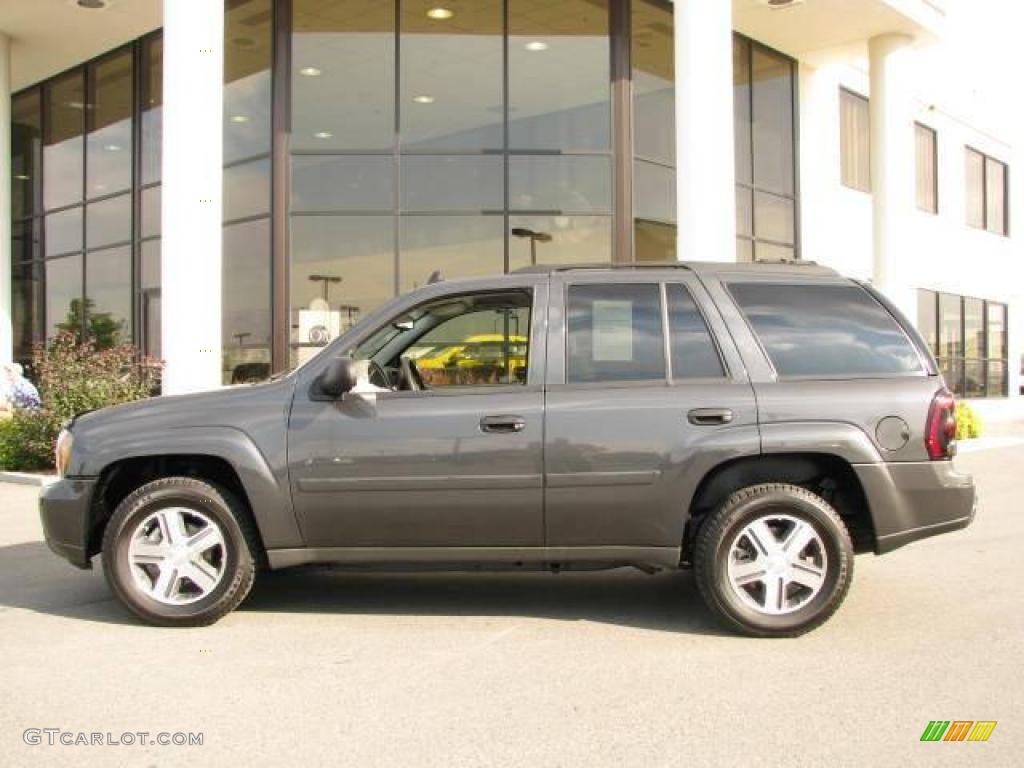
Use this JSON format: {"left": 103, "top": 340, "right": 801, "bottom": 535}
{"left": 10, "top": 0, "right": 799, "bottom": 382}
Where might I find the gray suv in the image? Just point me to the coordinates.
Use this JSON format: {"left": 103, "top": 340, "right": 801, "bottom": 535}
{"left": 40, "top": 262, "right": 976, "bottom": 636}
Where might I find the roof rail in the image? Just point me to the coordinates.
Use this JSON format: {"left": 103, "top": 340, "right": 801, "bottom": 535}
{"left": 512, "top": 261, "right": 693, "bottom": 275}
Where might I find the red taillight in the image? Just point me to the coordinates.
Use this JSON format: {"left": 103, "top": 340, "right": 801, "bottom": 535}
{"left": 925, "top": 388, "right": 957, "bottom": 460}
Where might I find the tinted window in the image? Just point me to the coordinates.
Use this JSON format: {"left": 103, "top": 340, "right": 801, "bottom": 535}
{"left": 567, "top": 284, "right": 665, "bottom": 383}
{"left": 667, "top": 284, "right": 724, "bottom": 379}
{"left": 729, "top": 283, "right": 923, "bottom": 377}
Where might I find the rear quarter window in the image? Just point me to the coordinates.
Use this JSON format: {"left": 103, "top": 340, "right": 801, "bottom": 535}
{"left": 728, "top": 282, "right": 923, "bottom": 377}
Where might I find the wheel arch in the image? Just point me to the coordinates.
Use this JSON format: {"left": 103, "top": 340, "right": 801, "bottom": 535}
{"left": 683, "top": 452, "right": 875, "bottom": 560}
{"left": 83, "top": 428, "right": 303, "bottom": 559}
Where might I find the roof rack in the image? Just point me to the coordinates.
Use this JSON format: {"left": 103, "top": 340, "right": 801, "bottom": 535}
{"left": 512, "top": 261, "right": 693, "bottom": 275}
{"left": 512, "top": 259, "right": 834, "bottom": 276}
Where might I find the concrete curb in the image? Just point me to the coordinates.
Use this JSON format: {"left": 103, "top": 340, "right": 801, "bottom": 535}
{"left": 0, "top": 471, "right": 55, "bottom": 487}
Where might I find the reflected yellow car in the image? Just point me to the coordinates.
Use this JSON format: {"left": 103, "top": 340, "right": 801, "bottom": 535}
{"left": 408, "top": 334, "right": 528, "bottom": 386}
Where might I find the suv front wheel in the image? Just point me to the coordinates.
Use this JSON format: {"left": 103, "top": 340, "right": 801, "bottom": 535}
{"left": 102, "top": 477, "right": 259, "bottom": 626}
{"left": 694, "top": 483, "right": 854, "bottom": 637}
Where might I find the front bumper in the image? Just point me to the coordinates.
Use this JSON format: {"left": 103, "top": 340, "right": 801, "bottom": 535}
{"left": 854, "top": 460, "right": 976, "bottom": 554}
{"left": 39, "top": 477, "right": 97, "bottom": 569}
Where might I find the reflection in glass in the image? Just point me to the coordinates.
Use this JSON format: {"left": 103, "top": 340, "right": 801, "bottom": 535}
{"left": 290, "top": 216, "right": 396, "bottom": 366}
{"left": 632, "top": 0, "right": 675, "bottom": 166}
{"left": 224, "top": 158, "right": 271, "bottom": 222}
{"left": 86, "top": 194, "right": 132, "bottom": 249}
{"left": 752, "top": 46, "right": 794, "bottom": 196}
{"left": 733, "top": 37, "right": 752, "bottom": 185}
{"left": 223, "top": 219, "right": 272, "bottom": 383}
{"left": 939, "top": 293, "right": 962, "bottom": 359}
{"left": 915, "top": 124, "right": 937, "bottom": 213}
{"left": 12, "top": 220, "right": 40, "bottom": 263}
{"left": 44, "top": 70, "right": 85, "bottom": 210}
{"left": 292, "top": 155, "right": 394, "bottom": 212}
{"left": 567, "top": 283, "right": 665, "bottom": 383}
{"left": 86, "top": 246, "right": 132, "bottom": 347}
{"left": 141, "top": 240, "right": 162, "bottom": 358}
{"left": 508, "top": 215, "right": 611, "bottom": 268}
{"left": 292, "top": 0, "right": 395, "bottom": 151}
{"left": 12, "top": 260, "right": 44, "bottom": 363}
{"left": 840, "top": 89, "right": 870, "bottom": 192}
{"left": 45, "top": 208, "right": 83, "bottom": 257}
{"left": 986, "top": 361, "right": 1006, "bottom": 397}
{"left": 399, "top": 216, "right": 503, "bottom": 292}
{"left": 667, "top": 283, "right": 724, "bottom": 379}
{"left": 224, "top": 0, "right": 272, "bottom": 164}
{"left": 916, "top": 290, "right": 937, "bottom": 354}
{"left": 400, "top": 0, "right": 502, "bottom": 150}
{"left": 509, "top": 155, "right": 611, "bottom": 212}
{"left": 141, "top": 36, "right": 163, "bottom": 185}
{"left": 985, "top": 156, "right": 1006, "bottom": 235}
{"left": 986, "top": 302, "right": 1007, "bottom": 359}
{"left": 753, "top": 191, "right": 795, "bottom": 245}
{"left": 963, "top": 297, "right": 984, "bottom": 359}
{"left": 634, "top": 219, "right": 675, "bottom": 263}
{"left": 965, "top": 149, "right": 985, "bottom": 228}
{"left": 730, "top": 283, "right": 923, "bottom": 377}
{"left": 401, "top": 156, "right": 503, "bottom": 211}
{"left": 87, "top": 51, "right": 134, "bottom": 197}
{"left": 634, "top": 160, "right": 675, "bottom": 224}
{"left": 735, "top": 186, "right": 753, "bottom": 238}
{"left": 46, "top": 254, "right": 83, "bottom": 339}
{"left": 142, "top": 185, "right": 161, "bottom": 238}
{"left": 508, "top": 0, "right": 610, "bottom": 150}
{"left": 12, "top": 89, "right": 42, "bottom": 220}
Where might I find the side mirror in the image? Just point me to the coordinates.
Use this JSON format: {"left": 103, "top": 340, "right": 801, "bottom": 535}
{"left": 317, "top": 356, "right": 356, "bottom": 398}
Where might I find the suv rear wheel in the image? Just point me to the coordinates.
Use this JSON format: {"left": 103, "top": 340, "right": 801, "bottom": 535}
{"left": 693, "top": 483, "right": 854, "bottom": 637}
{"left": 101, "top": 477, "right": 259, "bottom": 626}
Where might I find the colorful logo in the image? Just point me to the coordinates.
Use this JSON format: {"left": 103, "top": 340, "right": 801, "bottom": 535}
{"left": 920, "top": 721, "right": 997, "bottom": 742}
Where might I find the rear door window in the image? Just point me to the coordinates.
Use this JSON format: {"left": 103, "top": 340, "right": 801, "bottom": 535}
{"left": 567, "top": 284, "right": 665, "bottom": 383}
{"left": 666, "top": 284, "right": 725, "bottom": 379}
{"left": 728, "top": 282, "right": 923, "bottom": 377}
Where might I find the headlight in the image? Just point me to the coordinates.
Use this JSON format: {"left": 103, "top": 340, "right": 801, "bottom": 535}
{"left": 55, "top": 429, "right": 74, "bottom": 477}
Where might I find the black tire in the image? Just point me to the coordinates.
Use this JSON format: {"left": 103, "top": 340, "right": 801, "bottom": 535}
{"left": 693, "top": 483, "right": 854, "bottom": 638}
{"left": 101, "top": 477, "right": 260, "bottom": 627}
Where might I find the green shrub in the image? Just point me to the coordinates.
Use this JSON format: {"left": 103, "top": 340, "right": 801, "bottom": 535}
{"left": 0, "top": 332, "right": 161, "bottom": 471}
{"left": 955, "top": 401, "right": 983, "bottom": 440}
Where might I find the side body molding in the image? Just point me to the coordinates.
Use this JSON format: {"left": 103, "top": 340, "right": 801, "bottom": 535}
{"left": 77, "top": 426, "right": 303, "bottom": 550}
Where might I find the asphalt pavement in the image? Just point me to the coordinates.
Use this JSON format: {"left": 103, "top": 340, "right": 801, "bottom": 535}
{"left": 1, "top": 445, "right": 1021, "bottom": 767}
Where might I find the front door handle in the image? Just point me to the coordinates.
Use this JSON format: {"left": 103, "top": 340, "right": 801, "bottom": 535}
{"left": 480, "top": 415, "right": 526, "bottom": 434}
{"left": 687, "top": 408, "right": 734, "bottom": 426}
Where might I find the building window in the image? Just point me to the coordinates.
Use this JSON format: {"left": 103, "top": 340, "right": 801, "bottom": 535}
{"left": 965, "top": 147, "right": 1008, "bottom": 235}
{"left": 915, "top": 123, "right": 937, "bottom": 213}
{"left": 734, "top": 35, "right": 799, "bottom": 262}
{"left": 839, "top": 88, "right": 870, "bottom": 193}
{"left": 918, "top": 289, "right": 1009, "bottom": 398}
{"left": 632, "top": 0, "right": 676, "bottom": 262}
{"left": 288, "top": 0, "right": 615, "bottom": 367}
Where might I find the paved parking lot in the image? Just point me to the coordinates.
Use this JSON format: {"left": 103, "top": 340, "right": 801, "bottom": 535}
{"left": 1, "top": 445, "right": 1022, "bottom": 767}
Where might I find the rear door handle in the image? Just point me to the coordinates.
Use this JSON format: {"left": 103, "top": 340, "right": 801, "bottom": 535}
{"left": 687, "top": 408, "right": 734, "bottom": 426}
{"left": 480, "top": 415, "right": 526, "bottom": 434}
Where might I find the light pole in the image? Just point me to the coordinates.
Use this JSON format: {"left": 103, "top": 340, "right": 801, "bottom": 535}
{"left": 511, "top": 227, "right": 552, "bottom": 266}
{"left": 308, "top": 274, "right": 342, "bottom": 302}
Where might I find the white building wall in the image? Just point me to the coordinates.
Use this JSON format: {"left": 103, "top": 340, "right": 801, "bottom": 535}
{"left": 798, "top": 47, "right": 1022, "bottom": 399}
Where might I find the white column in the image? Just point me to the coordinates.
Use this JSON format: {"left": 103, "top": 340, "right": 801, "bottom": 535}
{"left": 0, "top": 33, "right": 12, "bottom": 365}
{"left": 161, "top": 0, "right": 224, "bottom": 394}
{"left": 868, "top": 34, "right": 915, "bottom": 313}
{"left": 673, "top": 0, "right": 736, "bottom": 262}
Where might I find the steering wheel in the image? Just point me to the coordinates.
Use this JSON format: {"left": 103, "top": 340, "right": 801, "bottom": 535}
{"left": 367, "top": 360, "right": 392, "bottom": 389}
{"left": 399, "top": 356, "right": 426, "bottom": 392}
